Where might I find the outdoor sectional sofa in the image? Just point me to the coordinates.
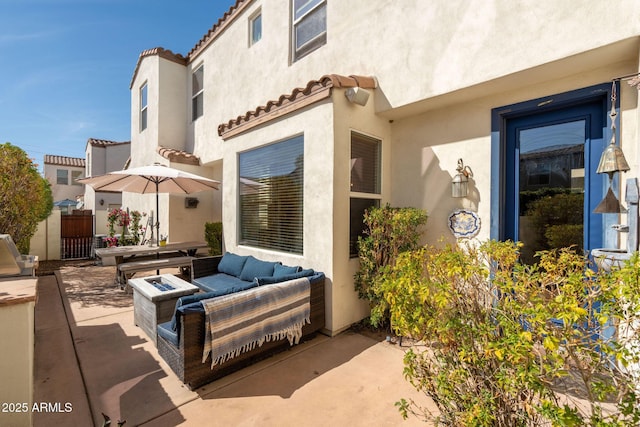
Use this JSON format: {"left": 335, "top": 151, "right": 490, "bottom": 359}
{"left": 157, "top": 253, "right": 326, "bottom": 390}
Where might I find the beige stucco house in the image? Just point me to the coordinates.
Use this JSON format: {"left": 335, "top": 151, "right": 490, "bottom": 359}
{"left": 43, "top": 155, "right": 85, "bottom": 212}
{"left": 82, "top": 138, "right": 131, "bottom": 214}
{"left": 126, "top": 0, "right": 640, "bottom": 335}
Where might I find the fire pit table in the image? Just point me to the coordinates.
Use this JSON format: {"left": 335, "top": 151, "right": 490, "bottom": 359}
{"left": 128, "top": 274, "right": 199, "bottom": 345}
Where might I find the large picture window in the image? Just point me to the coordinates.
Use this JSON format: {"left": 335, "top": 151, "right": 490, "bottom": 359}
{"left": 349, "top": 131, "right": 381, "bottom": 257}
{"left": 292, "top": 0, "right": 327, "bottom": 61}
{"left": 239, "top": 135, "right": 304, "bottom": 254}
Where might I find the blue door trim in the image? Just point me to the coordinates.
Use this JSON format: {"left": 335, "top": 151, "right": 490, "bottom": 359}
{"left": 490, "top": 83, "right": 617, "bottom": 248}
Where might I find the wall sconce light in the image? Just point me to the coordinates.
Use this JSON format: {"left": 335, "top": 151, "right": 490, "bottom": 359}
{"left": 345, "top": 87, "right": 370, "bottom": 106}
{"left": 594, "top": 81, "right": 630, "bottom": 213}
{"left": 99, "top": 199, "right": 104, "bottom": 206}
{"left": 452, "top": 158, "right": 473, "bottom": 198}
{"left": 185, "top": 197, "right": 199, "bottom": 209}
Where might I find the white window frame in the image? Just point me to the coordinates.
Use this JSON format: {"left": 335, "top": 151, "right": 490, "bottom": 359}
{"left": 56, "top": 169, "right": 68, "bottom": 185}
{"left": 291, "top": 0, "right": 327, "bottom": 62}
{"left": 249, "top": 8, "right": 262, "bottom": 46}
{"left": 192, "top": 65, "right": 204, "bottom": 121}
{"left": 140, "top": 83, "right": 148, "bottom": 132}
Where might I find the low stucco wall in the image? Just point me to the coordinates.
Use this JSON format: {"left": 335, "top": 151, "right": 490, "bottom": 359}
{"left": 0, "top": 278, "right": 37, "bottom": 427}
{"left": 30, "top": 210, "right": 61, "bottom": 261}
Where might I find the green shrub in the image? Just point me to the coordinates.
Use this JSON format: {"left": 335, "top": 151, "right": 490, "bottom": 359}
{"left": 354, "top": 204, "right": 427, "bottom": 327}
{"left": 387, "top": 241, "right": 640, "bottom": 426}
{"left": 204, "top": 222, "right": 223, "bottom": 256}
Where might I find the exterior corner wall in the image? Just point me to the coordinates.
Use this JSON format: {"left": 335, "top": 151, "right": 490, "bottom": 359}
{"left": 220, "top": 100, "right": 338, "bottom": 330}
{"left": 331, "top": 88, "right": 393, "bottom": 332}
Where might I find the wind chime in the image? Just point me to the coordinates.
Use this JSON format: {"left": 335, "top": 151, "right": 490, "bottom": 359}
{"left": 593, "top": 81, "right": 630, "bottom": 213}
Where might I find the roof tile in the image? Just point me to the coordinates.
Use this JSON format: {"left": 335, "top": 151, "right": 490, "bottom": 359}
{"left": 129, "top": 47, "right": 187, "bottom": 88}
{"left": 218, "top": 74, "right": 377, "bottom": 139}
{"left": 87, "top": 138, "right": 130, "bottom": 147}
{"left": 156, "top": 146, "right": 200, "bottom": 166}
{"left": 44, "top": 155, "right": 85, "bottom": 168}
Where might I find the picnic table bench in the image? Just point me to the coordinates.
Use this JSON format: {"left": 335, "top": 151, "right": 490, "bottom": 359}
{"left": 95, "top": 241, "right": 208, "bottom": 287}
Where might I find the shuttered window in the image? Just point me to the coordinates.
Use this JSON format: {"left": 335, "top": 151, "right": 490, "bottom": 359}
{"left": 239, "top": 135, "right": 304, "bottom": 254}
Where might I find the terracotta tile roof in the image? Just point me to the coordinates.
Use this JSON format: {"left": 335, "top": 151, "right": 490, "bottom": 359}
{"left": 156, "top": 146, "right": 200, "bottom": 166}
{"left": 187, "top": 0, "right": 252, "bottom": 60}
{"left": 87, "top": 138, "right": 130, "bottom": 147}
{"left": 44, "top": 155, "right": 85, "bottom": 168}
{"left": 129, "top": 47, "right": 187, "bottom": 89}
{"left": 218, "top": 74, "right": 377, "bottom": 139}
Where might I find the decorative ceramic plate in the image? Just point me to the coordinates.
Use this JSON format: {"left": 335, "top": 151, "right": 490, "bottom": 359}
{"left": 448, "top": 209, "right": 481, "bottom": 239}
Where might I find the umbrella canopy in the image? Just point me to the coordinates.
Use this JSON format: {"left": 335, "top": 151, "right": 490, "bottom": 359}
{"left": 53, "top": 199, "right": 79, "bottom": 207}
{"left": 78, "top": 163, "right": 220, "bottom": 243}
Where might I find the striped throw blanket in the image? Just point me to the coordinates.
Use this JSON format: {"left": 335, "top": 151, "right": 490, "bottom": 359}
{"left": 202, "top": 277, "right": 311, "bottom": 367}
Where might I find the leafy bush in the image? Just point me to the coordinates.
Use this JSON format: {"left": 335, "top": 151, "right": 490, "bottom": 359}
{"left": 204, "top": 222, "right": 223, "bottom": 256}
{"left": 387, "top": 241, "right": 640, "bottom": 426}
{"left": 354, "top": 204, "right": 427, "bottom": 327}
{"left": 0, "top": 143, "right": 52, "bottom": 252}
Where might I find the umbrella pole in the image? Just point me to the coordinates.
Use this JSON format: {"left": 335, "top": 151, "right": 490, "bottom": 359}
{"left": 156, "top": 181, "right": 160, "bottom": 275}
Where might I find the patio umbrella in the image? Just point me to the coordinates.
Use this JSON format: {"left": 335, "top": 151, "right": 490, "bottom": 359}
{"left": 78, "top": 163, "right": 220, "bottom": 244}
{"left": 53, "top": 198, "right": 79, "bottom": 207}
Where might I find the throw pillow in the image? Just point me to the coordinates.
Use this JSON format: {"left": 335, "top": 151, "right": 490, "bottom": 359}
{"left": 273, "top": 264, "right": 300, "bottom": 278}
{"left": 217, "top": 252, "right": 248, "bottom": 277}
{"left": 239, "top": 256, "right": 278, "bottom": 281}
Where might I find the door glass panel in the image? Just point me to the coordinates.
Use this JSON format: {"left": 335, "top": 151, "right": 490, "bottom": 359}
{"left": 518, "top": 120, "right": 585, "bottom": 264}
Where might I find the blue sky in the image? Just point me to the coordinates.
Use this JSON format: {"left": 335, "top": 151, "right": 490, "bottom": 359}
{"left": 0, "top": 0, "right": 236, "bottom": 171}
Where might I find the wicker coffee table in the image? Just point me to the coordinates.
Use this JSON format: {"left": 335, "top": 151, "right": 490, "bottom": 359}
{"left": 128, "top": 274, "right": 199, "bottom": 345}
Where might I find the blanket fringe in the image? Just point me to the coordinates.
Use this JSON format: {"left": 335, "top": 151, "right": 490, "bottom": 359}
{"left": 206, "top": 317, "right": 310, "bottom": 367}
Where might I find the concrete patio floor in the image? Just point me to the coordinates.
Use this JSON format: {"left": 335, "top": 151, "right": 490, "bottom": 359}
{"left": 33, "top": 264, "right": 436, "bottom": 426}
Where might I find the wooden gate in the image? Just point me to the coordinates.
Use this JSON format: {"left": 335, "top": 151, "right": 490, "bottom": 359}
{"left": 61, "top": 211, "right": 94, "bottom": 259}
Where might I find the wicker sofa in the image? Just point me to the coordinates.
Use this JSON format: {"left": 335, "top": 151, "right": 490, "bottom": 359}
{"left": 157, "top": 254, "right": 326, "bottom": 390}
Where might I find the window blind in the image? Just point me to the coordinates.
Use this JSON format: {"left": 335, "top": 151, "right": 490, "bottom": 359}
{"left": 239, "top": 135, "right": 304, "bottom": 254}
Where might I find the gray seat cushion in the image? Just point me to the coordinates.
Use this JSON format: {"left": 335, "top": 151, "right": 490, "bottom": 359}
{"left": 192, "top": 273, "right": 257, "bottom": 295}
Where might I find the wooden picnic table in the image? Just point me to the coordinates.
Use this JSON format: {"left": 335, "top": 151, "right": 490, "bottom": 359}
{"left": 95, "top": 241, "right": 208, "bottom": 285}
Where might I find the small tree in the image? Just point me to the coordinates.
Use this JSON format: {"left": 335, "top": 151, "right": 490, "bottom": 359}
{"left": 354, "top": 204, "right": 427, "bottom": 327}
{"left": 204, "top": 222, "right": 223, "bottom": 256}
{"left": 0, "top": 143, "right": 52, "bottom": 252}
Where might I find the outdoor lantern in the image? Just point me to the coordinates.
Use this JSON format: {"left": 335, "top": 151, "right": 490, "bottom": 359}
{"left": 594, "top": 82, "right": 630, "bottom": 213}
{"left": 452, "top": 158, "right": 473, "bottom": 198}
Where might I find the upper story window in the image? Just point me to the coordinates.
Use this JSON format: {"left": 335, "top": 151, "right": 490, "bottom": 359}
{"left": 249, "top": 9, "right": 262, "bottom": 45}
{"left": 140, "top": 83, "right": 148, "bottom": 132}
{"left": 56, "top": 169, "right": 68, "bottom": 185}
{"left": 192, "top": 65, "right": 204, "bottom": 121}
{"left": 292, "top": 0, "right": 327, "bottom": 62}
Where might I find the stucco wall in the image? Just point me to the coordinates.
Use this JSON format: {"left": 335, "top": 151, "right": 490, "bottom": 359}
{"left": 220, "top": 100, "right": 338, "bottom": 330}
{"left": 30, "top": 209, "right": 61, "bottom": 261}
{"left": 390, "top": 57, "right": 640, "bottom": 245}
{"left": 0, "top": 283, "right": 36, "bottom": 427}
{"left": 176, "top": 0, "right": 640, "bottom": 166}
{"left": 331, "top": 87, "right": 393, "bottom": 333}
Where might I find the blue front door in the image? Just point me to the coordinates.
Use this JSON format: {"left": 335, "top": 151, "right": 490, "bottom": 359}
{"left": 499, "top": 86, "right": 610, "bottom": 263}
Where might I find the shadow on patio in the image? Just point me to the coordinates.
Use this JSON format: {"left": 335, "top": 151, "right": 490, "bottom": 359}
{"left": 34, "top": 263, "right": 434, "bottom": 427}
